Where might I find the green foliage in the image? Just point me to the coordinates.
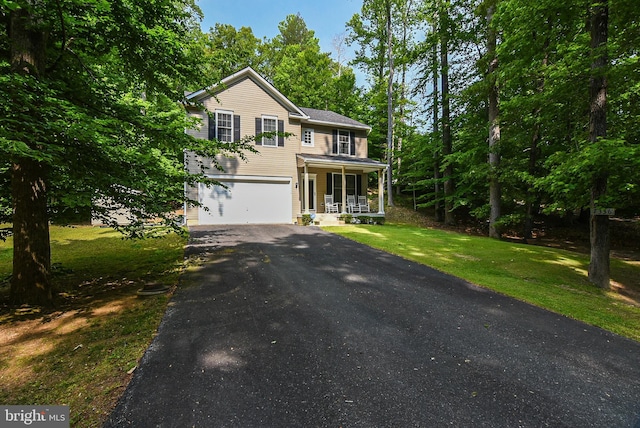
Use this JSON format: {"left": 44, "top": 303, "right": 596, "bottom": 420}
{"left": 338, "top": 214, "right": 353, "bottom": 224}
{"left": 198, "top": 14, "right": 365, "bottom": 119}
{"left": 372, "top": 0, "right": 640, "bottom": 230}
{"left": 200, "top": 23, "right": 262, "bottom": 83}
{"left": 301, "top": 214, "right": 313, "bottom": 226}
{"left": 539, "top": 138, "right": 640, "bottom": 213}
{"left": 0, "top": 0, "right": 253, "bottom": 238}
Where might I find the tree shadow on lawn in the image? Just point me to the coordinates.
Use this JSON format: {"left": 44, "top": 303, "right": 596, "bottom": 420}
{"left": 0, "top": 279, "right": 172, "bottom": 425}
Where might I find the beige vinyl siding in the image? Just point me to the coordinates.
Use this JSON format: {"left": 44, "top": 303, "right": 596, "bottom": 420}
{"left": 186, "top": 76, "right": 301, "bottom": 222}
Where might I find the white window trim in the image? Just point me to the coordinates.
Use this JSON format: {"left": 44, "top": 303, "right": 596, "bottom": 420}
{"left": 216, "top": 109, "right": 234, "bottom": 142}
{"left": 262, "top": 115, "right": 278, "bottom": 147}
{"left": 302, "top": 128, "right": 314, "bottom": 147}
{"left": 338, "top": 129, "right": 351, "bottom": 155}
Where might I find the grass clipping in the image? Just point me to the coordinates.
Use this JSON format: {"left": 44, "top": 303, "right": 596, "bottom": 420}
{"left": 0, "top": 226, "right": 186, "bottom": 427}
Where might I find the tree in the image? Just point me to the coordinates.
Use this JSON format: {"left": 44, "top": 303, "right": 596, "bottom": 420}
{"left": 1, "top": 0, "right": 249, "bottom": 306}
{"left": 201, "top": 24, "right": 262, "bottom": 81}
{"left": 385, "top": 0, "right": 395, "bottom": 206}
{"left": 438, "top": 0, "right": 456, "bottom": 225}
{"left": 262, "top": 14, "right": 361, "bottom": 114}
{"left": 485, "top": 0, "right": 501, "bottom": 238}
{"left": 587, "top": 0, "right": 610, "bottom": 289}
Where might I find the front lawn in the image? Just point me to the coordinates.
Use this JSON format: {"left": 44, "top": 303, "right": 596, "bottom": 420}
{"left": 0, "top": 226, "right": 186, "bottom": 427}
{"left": 324, "top": 224, "right": 640, "bottom": 342}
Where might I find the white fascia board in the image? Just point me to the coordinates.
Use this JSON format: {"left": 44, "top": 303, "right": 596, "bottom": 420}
{"left": 302, "top": 118, "right": 372, "bottom": 132}
{"left": 187, "top": 67, "right": 307, "bottom": 118}
{"left": 299, "top": 158, "right": 386, "bottom": 172}
{"left": 289, "top": 112, "right": 310, "bottom": 120}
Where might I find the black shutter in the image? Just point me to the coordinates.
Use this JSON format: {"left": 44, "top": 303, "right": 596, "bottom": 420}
{"left": 234, "top": 115, "right": 240, "bottom": 142}
{"left": 357, "top": 174, "right": 363, "bottom": 196}
{"left": 332, "top": 129, "right": 338, "bottom": 154}
{"left": 350, "top": 131, "right": 356, "bottom": 155}
{"left": 208, "top": 113, "right": 216, "bottom": 140}
{"left": 326, "top": 173, "right": 332, "bottom": 195}
{"left": 277, "top": 120, "right": 285, "bottom": 147}
{"left": 255, "top": 117, "right": 262, "bottom": 146}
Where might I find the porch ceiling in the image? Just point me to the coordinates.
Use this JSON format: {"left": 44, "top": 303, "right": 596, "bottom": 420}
{"left": 296, "top": 154, "right": 386, "bottom": 173}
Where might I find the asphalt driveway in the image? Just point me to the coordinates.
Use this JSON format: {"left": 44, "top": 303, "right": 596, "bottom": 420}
{"left": 106, "top": 225, "right": 640, "bottom": 427}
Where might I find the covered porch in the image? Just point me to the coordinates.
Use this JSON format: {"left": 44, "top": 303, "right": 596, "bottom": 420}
{"left": 296, "top": 154, "right": 387, "bottom": 221}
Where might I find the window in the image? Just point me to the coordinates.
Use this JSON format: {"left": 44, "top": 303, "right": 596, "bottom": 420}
{"left": 262, "top": 116, "right": 277, "bottom": 146}
{"left": 332, "top": 129, "right": 355, "bottom": 156}
{"left": 332, "top": 173, "right": 357, "bottom": 203}
{"left": 338, "top": 130, "right": 350, "bottom": 155}
{"left": 216, "top": 110, "right": 233, "bottom": 142}
{"left": 302, "top": 128, "right": 314, "bottom": 146}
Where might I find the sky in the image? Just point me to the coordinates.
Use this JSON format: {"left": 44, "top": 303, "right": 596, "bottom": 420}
{"left": 196, "top": 0, "right": 364, "bottom": 68}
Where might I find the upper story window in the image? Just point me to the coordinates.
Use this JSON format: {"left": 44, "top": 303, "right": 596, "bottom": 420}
{"left": 332, "top": 129, "right": 356, "bottom": 156}
{"left": 216, "top": 110, "right": 233, "bottom": 142}
{"left": 338, "top": 130, "right": 350, "bottom": 154}
{"left": 208, "top": 109, "right": 238, "bottom": 143}
{"left": 302, "top": 128, "right": 314, "bottom": 147}
{"left": 262, "top": 115, "right": 278, "bottom": 147}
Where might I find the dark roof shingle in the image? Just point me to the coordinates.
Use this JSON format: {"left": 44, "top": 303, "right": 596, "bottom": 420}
{"left": 299, "top": 107, "right": 370, "bottom": 129}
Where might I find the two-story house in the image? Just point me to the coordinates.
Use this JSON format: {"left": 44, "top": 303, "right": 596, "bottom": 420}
{"left": 184, "top": 67, "right": 386, "bottom": 225}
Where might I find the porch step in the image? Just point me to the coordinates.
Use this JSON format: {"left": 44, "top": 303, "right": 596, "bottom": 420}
{"left": 311, "top": 213, "right": 344, "bottom": 226}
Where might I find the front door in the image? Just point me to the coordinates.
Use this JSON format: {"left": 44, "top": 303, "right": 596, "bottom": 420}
{"left": 300, "top": 174, "right": 316, "bottom": 212}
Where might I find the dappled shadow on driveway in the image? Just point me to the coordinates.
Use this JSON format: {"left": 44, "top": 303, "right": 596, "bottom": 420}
{"left": 107, "top": 225, "right": 640, "bottom": 427}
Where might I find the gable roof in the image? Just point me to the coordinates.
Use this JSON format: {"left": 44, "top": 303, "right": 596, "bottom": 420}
{"left": 185, "top": 67, "right": 371, "bottom": 132}
{"left": 185, "top": 67, "right": 307, "bottom": 117}
{"left": 298, "top": 107, "right": 371, "bottom": 132}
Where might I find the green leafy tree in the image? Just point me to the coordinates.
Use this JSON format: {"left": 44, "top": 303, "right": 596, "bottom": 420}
{"left": 201, "top": 23, "right": 262, "bottom": 81}
{"left": 0, "top": 0, "right": 251, "bottom": 306}
{"left": 348, "top": 0, "right": 421, "bottom": 207}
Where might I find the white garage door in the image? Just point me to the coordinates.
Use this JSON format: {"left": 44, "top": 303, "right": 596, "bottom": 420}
{"left": 198, "top": 177, "right": 292, "bottom": 225}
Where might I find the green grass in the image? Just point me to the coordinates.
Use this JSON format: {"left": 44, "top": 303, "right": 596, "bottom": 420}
{"left": 0, "top": 226, "right": 187, "bottom": 427}
{"left": 324, "top": 224, "right": 640, "bottom": 342}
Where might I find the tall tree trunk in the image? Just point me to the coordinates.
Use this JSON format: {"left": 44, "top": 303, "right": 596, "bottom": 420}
{"left": 11, "top": 160, "right": 52, "bottom": 305}
{"left": 385, "top": 0, "right": 395, "bottom": 207}
{"left": 9, "top": 6, "right": 54, "bottom": 306}
{"left": 395, "top": 0, "right": 412, "bottom": 197}
{"left": 396, "top": 62, "right": 406, "bottom": 196}
{"left": 524, "top": 37, "right": 548, "bottom": 240}
{"left": 588, "top": 0, "right": 610, "bottom": 289}
{"left": 432, "top": 35, "right": 443, "bottom": 222}
{"left": 441, "top": 28, "right": 454, "bottom": 225}
{"left": 487, "top": 1, "right": 501, "bottom": 238}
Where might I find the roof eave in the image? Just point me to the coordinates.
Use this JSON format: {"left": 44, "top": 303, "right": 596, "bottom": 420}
{"left": 186, "top": 67, "right": 307, "bottom": 118}
{"left": 301, "top": 118, "right": 372, "bottom": 132}
{"left": 297, "top": 154, "right": 386, "bottom": 172}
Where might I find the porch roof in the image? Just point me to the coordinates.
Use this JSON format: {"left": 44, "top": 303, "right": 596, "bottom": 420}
{"left": 297, "top": 154, "right": 386, "bottom": 173}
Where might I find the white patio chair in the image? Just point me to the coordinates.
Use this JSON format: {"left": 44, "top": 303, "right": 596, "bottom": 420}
{"left": 347, "top": 194, "right": 360, "bottom": 213}
{"left": 324, "top": 194, "right": 339, "bottom": 213}
{"left": 358, "top": 196, "right": 370, "bottom": 213}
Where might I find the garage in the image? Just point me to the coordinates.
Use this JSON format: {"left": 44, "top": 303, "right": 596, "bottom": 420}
{"left": 198, "top": 176, "right": 292, "bottom": 225}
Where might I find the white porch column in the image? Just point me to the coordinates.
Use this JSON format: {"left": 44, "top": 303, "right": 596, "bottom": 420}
{"left": 341, "top": 165, "right": 347, "bottom": 214}
{"left": 303, "top": 164, "right": 310, "bottom": 214}
{"left": 378, "top": 168, "right": 385, "bottom": 214}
